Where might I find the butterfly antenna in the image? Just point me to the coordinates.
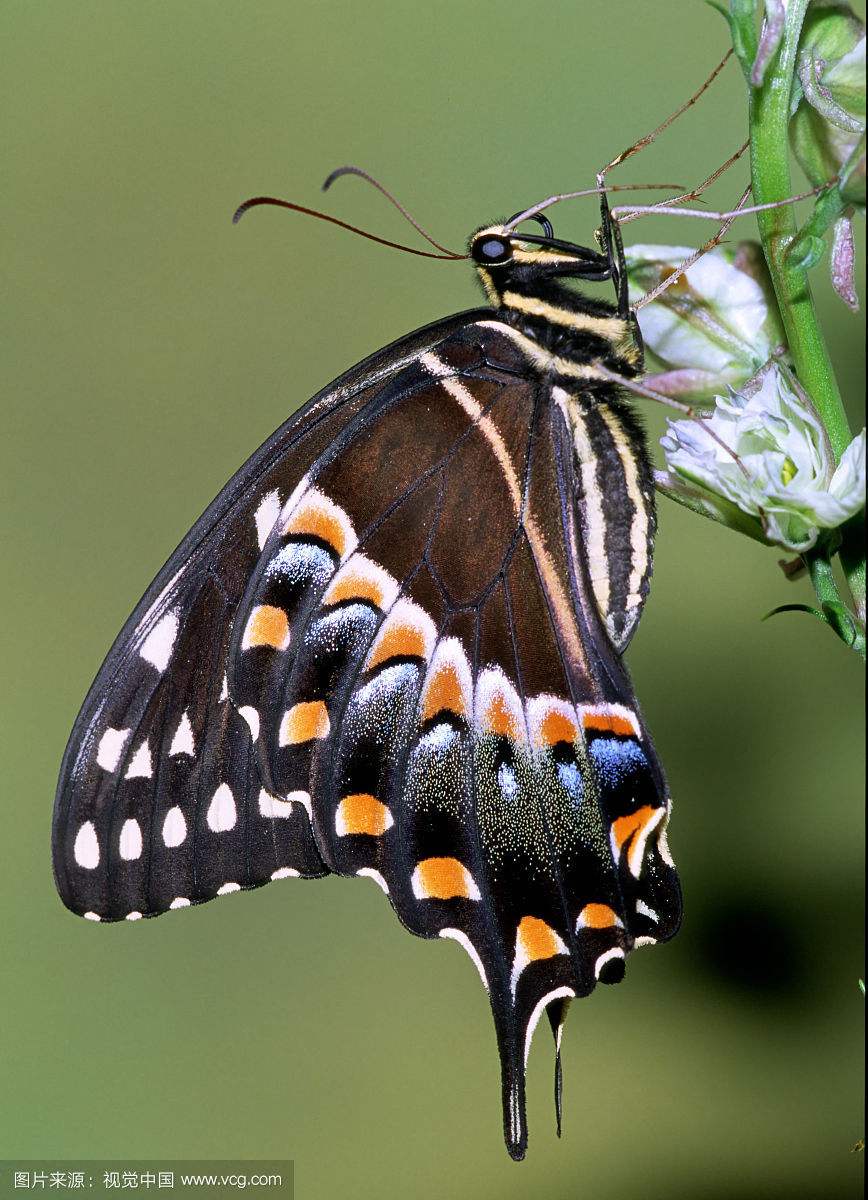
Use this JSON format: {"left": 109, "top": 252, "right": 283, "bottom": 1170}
{"left": 232, "top": 196, "right": 467, "bottom": 260}
{"left": 323, "top": 165, "right": 462, "bottom": 257}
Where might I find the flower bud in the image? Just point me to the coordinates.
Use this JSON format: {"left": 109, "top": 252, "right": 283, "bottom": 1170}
{"left": 790, "top": 3, "right": 866, "bottom": 205}
{"left": 660, "top": 362, "right": 866, "bottom": 552}
{"left": 625, "top": 242, "right": 786, "bottom": 401}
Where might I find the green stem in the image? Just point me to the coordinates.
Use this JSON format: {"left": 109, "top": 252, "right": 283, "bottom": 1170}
{"left": 805, "top": 549, "right": 866, "bottom": 657}
{"left": 747, "top": 2, "right": 849, "bottom": 450}
{"left": 740, "top": 0, "right": 866, "bottom": 627}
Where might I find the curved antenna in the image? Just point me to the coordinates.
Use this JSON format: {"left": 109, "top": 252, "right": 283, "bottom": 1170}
{"left": 232, "top": 196, "right": 467, "bottom": 260}
{"left": 503, "top": 182, "right": 682, "bottom": 234}
{"left": 322, "top": 165, "right": 462, "bottom": 257}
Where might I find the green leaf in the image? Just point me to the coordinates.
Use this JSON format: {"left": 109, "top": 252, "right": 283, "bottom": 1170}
{"left": 763, "top": 600, "right": 865, "bottom": 654}
{"left": 730, "top": 0, "right": 760, "bottom": 79}
{"left": 820, "top": 600, "right": 863, "bottom": 649}
{"left": 762, "top": 602, "right": 826, "bottom": 623}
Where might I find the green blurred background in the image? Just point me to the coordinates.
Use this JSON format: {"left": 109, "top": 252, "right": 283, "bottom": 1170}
{"left": 3, "top": 2, "right": 864, "bottom": 1197}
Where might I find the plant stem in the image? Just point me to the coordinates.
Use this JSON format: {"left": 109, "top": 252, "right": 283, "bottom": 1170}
{"left": 748, "top": 2, "right": 848, "bottom": 449}
{"left": 805, "top": 549, "right": 866, "bottom": 657}
{"left": 743, "top": 0, "right": 865, "bottom": 626}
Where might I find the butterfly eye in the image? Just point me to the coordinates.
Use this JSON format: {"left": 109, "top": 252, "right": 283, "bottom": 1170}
{"left": 472, "top": 236, "right": 512, "bottom": 265}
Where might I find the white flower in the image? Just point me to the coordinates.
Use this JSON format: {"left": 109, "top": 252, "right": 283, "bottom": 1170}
{"left": 661, "top": 363, "right": 866, "bottom": 552}
{"left": 625, "top": 242, "right": 786, "bottom": 401}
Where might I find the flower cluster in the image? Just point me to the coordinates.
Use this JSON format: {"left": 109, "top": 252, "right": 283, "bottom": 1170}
{"left": 627, "top": 241, "right": 866, "bottom": 553}
{"left": 660, "top": 363, "right": 866, "bottom": 552}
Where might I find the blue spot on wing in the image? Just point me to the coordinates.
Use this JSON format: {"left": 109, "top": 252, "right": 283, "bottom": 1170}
{"left": 556, "top": 759, "right": 584, "bottom": 803}
{"left": 497, "top": 761, "right": 518, "bottom": 798}
{"left": 588, "top": 737, "right": 648, "bottom": 789}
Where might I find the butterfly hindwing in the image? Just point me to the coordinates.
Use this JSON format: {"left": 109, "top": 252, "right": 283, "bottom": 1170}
{"left": 225, "top": 323, "right": 679, "bottom": 1156}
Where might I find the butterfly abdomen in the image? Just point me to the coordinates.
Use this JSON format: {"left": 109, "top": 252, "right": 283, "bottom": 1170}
{"left": 475, "top": 259, "right": 656, "bottom": 654}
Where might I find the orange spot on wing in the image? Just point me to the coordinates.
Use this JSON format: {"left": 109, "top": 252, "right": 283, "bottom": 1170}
{"left": 422, "top": 663, "right": 467, "bottom": 721}
{"left": 243, "top": 605, "right": 290, "bottom": 650}
{"left": 280, "top": 701, "right": 330, "bottom": 745}
{"left": 582, "top": 711, "right": 637, "bottom": 737}
{"left": 414, "top": 856, "right": 477, "bottom": 900}
{"left": 578, "top": 903, "right": 619, "bottom": 929}
{"left": 538, "top": 709, "right": 578, "bottom": 746}
{"left": 336, "top": 793, "right": 392, "bottom": 836}
{"left": 325, "top": 569, "right": 386, "bottom": 608}
{"left": 284, "top": 502, "right": 349, "bottom": 557}
{"left": 367, "top": 623, "right": 427, "bottom": 670}
{"left": 611, "top": 805, "right": 657, "bottom": 853}
{"left": 517, "top": 916, "right": 562, "bottom": 963}
{"left": 484, "top": 692, "right": 521, "bottom": 740}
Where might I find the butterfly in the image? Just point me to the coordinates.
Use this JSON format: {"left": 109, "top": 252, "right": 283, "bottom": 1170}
{"left": 52, "top": 177, "right": 681, "bottom": 1160}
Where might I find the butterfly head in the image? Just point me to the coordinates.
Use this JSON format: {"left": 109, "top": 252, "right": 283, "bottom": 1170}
{"left": 470, "top": 222, "right": 612, "bottom": 308}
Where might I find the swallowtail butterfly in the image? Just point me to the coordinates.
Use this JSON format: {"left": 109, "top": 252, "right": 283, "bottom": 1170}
{"left": 53, "top": 182, "right": 681, "bottom": 1159}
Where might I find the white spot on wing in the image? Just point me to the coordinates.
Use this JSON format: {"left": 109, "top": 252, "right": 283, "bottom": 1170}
{"left": 125, "top": 740, "right": 152, "bottom": 780}
{"left": 126, "top": 911, "right": 143, "bottom": 921}
{"left": 74, "top": 821, "right": 100, "bottom": 869}
{"left": 657, "top": 799, "right": 675, "bottom": 867}
{"left": 635, "top": 899, "right": 659, "bottom": 922}
{"left": 207, "top": 782, "right": 237, "bottom": 830}
{"left": 207, "top": 784, "right": 236, "bottom": 832}
{"left": 523, "top": 985, "right": 576, "bottom": 1066}
{"left": 161, "top": 806, "right": 187, "bottom": 847}
{"left": 271, "top": 867, "right": 300, "bottom": 880}
{"left": 84, "top": 911, "right": 101, "bottom": 922}
{"left": 440, "top": 928, "right": 489, "bottom": 990}
{"left": 217, "top": 881, "right": 241, "bottom": 895}
{"left": 238, "top": 706, "right": 260, "bottom": 742}
{"left": 254, "top": 489, "right": 282, "bottom": 550}
{"left": 169, "top": 711, "right": 195, "bottom": 757}
{"left": 357, "top": 867, "right": 389, "bottom": 894}
{"left": 96, "top": 727, "right": 131, "bottom": 773}
{"left": 139, "top": 610, "right": 180, "bottom": 673}
{"left": 258, "top": 788, "right": 293, "bottom": 819}
{"left": 594, "top": 947, "right": 625, "bottom": 979}
{"left": 169, "top": 896, "right": 190, "bottom": 909}
{"left": 119, "top": 818, "right": 143, "bottom": 860}
{"left": 286, "top": 789, "right": 313, "bottom": 820}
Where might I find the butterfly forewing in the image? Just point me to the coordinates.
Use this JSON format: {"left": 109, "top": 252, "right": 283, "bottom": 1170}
{"left": 52, "top": 311, "right": 482, "bottom": 918}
